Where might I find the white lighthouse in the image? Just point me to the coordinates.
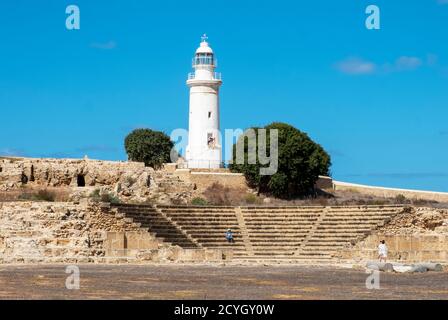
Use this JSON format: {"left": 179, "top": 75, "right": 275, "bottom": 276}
{"left": 186, "top": 35, "right": 223, "bottom": 169}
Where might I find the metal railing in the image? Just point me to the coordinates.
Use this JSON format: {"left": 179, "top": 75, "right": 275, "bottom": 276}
{"left": 187, "top": 72, "right": 222, "bottom": 81}
{"left": 178, "top": 160, "right": 227, "bottom": 169}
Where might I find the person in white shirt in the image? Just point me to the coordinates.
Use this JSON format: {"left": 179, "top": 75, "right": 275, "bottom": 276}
{"left": 378, "top": 240, "right": 388, "bottom": 262}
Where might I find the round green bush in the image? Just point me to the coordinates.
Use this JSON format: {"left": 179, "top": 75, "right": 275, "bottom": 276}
{"left": 229, "top": 122, "right": 331, "bottom": 199}
{"left": 124, "top": 129, "right": 174, "bottom": 169}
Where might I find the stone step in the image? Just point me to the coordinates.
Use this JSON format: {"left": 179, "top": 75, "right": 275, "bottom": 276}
{"left": 300, "top": 248, "right": 341, "bottom": 253}
{"left": 171, "top": 225, "right": 240, "bottom": 230}
{"left": 312, "top": 233, "right": 370, "bottom": 238}
{"left": 167, "top": 220, "right": 240, "bottom": 224}
{"left": 307, "top": 237, "right": 360, "bottom": 242}
{"left": 316, "top": 226, "right": 373, "bottom": 231}
{"left": 159, "top": 205, "right": 235, "bottom": 209}
{"left": 165, "top": 211, "right": 237, "bottom": 215}
{"left": 187, "top": 233, "right": 243, "bottom": 238}
{"left": 247, "top": 228, "right": 311, "bottom": 237}
{"left": 250, "top": 248, "right": 301, "bottom": 252}
{"left": 325, "top": 211, "right": 396, "bottom": 215}
{"left": 247, "top": 235, "right": 308, "bottom": 239}
{"left": 242, "top": 212, "right": 323, "bottom": 215}
{"left": 161, "top": 209, "right": 236, "bottom": 213}
{"left": 245, "top": 226, "right": 315, "bottom": 230}
{"left": 117, "top": 212, "right": 159, "bottom": 217}
{"left": 321, "top": 218, "right": 388, "bottom": 223}
{"left": 120, "top": 209, "right": 163, "bottom": 213}
{"left": 243, "top": 209, "right": 324, "bottom": 212}
{"left": 245, "top": 219, "right": 318, "bottom": 222}
{"left": 199, "top": 241, "right": 245, "bottom": 245}
{"left": 243, "top": 215, "right": 322, "bottom": 219}
{"left": 295, "top": 252, "right": 334, "bottom": 257}
{"left": 245, "top": 220, "right": 318, "bottom": 223}
{"left": 167, "top": 215, "right": 239, "bottom": 219}
{"left": 234, "top": 258, "right": 334, "bottom": 264}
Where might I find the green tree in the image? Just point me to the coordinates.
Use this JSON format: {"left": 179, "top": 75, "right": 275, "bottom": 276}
{"left": 229, "top": 122, "right": 331, "bottom": 199}
{"left": 124, "top": 128, "right": 174, "bottom": 169}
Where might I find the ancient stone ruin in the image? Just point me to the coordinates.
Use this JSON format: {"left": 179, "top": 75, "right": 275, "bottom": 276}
{"left": 1, "top": 157, "right": 448, "bottom": 266}
{"left": 0, "top": 157, "right": 197, "bottom": 204}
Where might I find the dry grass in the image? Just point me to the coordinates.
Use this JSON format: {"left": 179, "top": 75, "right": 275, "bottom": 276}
{"left": 203, "top": 182, "right": 262, "bottom": 206}
{"left": 0, "top": 187, "right": 71, "bottom": 202}
{"left": 263, "top": 189, "right": 446, "bottom": 208}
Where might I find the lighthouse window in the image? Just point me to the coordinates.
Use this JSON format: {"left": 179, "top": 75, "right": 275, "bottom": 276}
{"left": 207, "top": 133, "right": 215, "bottom": 148}
{"left": 208, "top": 112, "right": 212, "bottom": 118}
{"left": 194, "top": 54, "right": 214, "bottom": 66}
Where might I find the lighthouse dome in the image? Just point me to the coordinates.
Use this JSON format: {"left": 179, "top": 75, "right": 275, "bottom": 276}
{"left": 195, "top": 41, "right": 214, "bottom": 54}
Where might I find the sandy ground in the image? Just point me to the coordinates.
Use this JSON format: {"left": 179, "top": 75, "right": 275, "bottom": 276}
{"left": 0, "top": 264, "right": 447, "bottom": 300}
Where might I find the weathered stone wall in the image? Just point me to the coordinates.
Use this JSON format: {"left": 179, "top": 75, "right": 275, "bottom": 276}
{"left": 0, "top": 157, "right": 148, "bottom": 189}
{"left": 0, "top": 201, "right": 230, "bottom": 264}
{"left": 340, "top": 207, "right": 448, "bottom": 263}
{"left": 0, "top": 157, "right": 196, "bottom": 204}
{"left": 0, "top": 201, "right": 148, "bottom": 264}
{"left": 104, "top": 231, "right": 231, "bottom": 263}
{"left": 344, "top": 234, "right": 448, "bottom": 263}
{"left": 103, "top": 231, "right": 161, "bottom": 260}
{"left": 0, "top": 158, "right": 335, "bottom": 203}
{"left": 174, "top": 169, "right": 248, "bottom": 191}
{"left": 333, "top": 180, "right": 448, "bottom": 203}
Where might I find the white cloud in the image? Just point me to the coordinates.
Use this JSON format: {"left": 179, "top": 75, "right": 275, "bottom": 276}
{"left": 335, "top": 55, "right": 427, "bottom": 75}
{"left": 0, "top": 148, "right": 27, "bottom": 157}
{"left": 335, "top": 57, "right": 376, "bottom": 75}
{"left": 90, "top": 41, "right": 117, "bottom": 50}
{"left": 394, "top": 56, "right": 422, "bottom": 71}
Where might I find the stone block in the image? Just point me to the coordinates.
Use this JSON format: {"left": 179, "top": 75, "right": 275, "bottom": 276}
{"left": 179, "top": 249, "right": 206, "bottom": 261}
{"left": 420, "top": 236, "right": 440, "bottom": 251}
{"left": 125, "top": 232, "right": 158, "bottom": 250}
{"left": 221, "top": 249, "right": 233, "bottom": 261}
{"left": 205, "top": 249, "right": 223, "bottom": 261}
{"left": 410, "top": 237, "right": 422, "bottom": 251}
{"left": 104, "top": 232, "right": 125, "bottom": 256}
{"left": 396, "top": 236, "right": 411, "bottom": 251}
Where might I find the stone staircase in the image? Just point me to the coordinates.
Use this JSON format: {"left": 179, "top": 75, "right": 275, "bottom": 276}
{"left": 111, "top": 203, "right": 201, "bottom": 249}
{"left": 239, "top": 205, "right": 403, "bottom": 263}
{"left": 159, "top": 205, "right": 247, "bottom": 257}
{"left": 298, "top": 206, "right": 402, "bottom": 261}
{"left": 110, "top": 204, "right": 405, "bottom": 264}
{"left": 240, "top": 206, "right": 324, "bottom": 262}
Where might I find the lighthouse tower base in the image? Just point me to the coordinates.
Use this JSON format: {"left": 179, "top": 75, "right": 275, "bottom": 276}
{"left": 186, "top": 146, "right": 222, "bottom": 169}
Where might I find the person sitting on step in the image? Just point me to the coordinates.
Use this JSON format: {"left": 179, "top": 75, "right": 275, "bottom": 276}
{"left": 225, "top": 229, "right": 234, "bottom": 243}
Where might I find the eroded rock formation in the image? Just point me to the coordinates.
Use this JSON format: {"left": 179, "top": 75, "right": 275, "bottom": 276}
{"left": 0, "top": 157, "right": 196, "bottom": 204}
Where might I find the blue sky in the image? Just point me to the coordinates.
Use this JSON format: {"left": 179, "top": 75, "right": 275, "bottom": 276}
{"left": 0, "top": 0, "right": 447, "bottom": 191}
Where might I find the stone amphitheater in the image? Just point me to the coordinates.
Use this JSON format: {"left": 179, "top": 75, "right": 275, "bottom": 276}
{"left": 1, "top": 157, "right": 447, "bottom": 266}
